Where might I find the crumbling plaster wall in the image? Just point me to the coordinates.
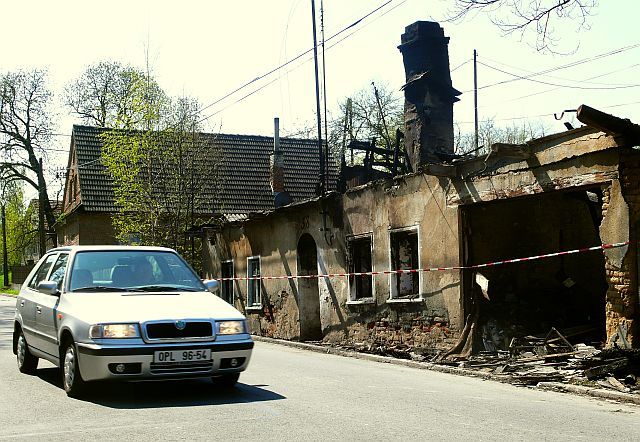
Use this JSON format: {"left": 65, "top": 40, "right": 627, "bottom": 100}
{"left": 208, "top": 172, "right": 461, "bottom": 350}
{"left": 339, "top": 172, "right": 461, "bottom": 351}
{"left": 208, "top": 198, "right": 349, "bottom": 341}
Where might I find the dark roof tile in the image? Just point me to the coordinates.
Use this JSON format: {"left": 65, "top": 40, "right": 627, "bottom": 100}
{"left": 70, "top": 125, "right": 338, "bottom": 215}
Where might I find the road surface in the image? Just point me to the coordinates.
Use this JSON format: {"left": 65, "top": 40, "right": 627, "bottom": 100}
{"left": 0, "top": 296, "right": 637, "bottom": 441}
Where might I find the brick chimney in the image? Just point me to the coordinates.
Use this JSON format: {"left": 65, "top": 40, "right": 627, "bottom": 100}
{"left": 398, "top": 21, "right": 461, "bottom": 169}
{"left": 270, "top": 117, "right": 291, "bottom": 208}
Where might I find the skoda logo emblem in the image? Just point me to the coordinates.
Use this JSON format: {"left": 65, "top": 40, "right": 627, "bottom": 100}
{"left": 175, "top": 320, "right": 186, "bottom": 330}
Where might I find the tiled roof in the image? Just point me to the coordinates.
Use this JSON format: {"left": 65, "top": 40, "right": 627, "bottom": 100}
{"left": 70, "top": 125, "right": 338, "bottom": 215}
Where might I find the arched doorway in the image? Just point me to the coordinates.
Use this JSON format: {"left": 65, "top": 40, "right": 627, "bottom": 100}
{"left": 297, "top": 233, "right": 322, "bottom": 340}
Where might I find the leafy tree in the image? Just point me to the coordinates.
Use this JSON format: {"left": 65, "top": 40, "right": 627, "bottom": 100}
{"left": 454, "top": 118, "right": 549, "bottom": 154}
{"left": 1, "top": 183, "right": 38, "bottom": 267}
{"left": 0, "top": 69, "right": 57, "bottom": 253}
{"left": 64, "top": 61, "right": 167, "bottom": 129}
{"left": 99, "top": 71, "right": 220, "bottom": 270}
{"left": 447, "top": 0, "right": 597, "bottom": 51}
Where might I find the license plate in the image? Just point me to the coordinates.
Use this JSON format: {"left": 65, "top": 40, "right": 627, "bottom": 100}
{"left": 153, "top": 349, "right": 211, "bottom": 363}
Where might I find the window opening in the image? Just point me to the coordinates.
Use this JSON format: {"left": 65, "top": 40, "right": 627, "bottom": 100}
{"left": 348, "top": 236, "right": 373, "bottom": 300}
{"left": 390, "top": 229, "right": 419, "bottom": 298}
{"left": 247, "top": 257, "right": 261, "bottom": 307}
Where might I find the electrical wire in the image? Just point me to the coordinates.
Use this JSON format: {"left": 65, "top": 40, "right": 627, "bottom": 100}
{"left": 476, "top": 60, "right": 640, "bottom": 90}
{"left": 461, "top": 42, "right": 640, "bottom": 93}
{"left": 197, "top": 0, "right": 396, "bottom": 117}
{"left": 197, "top": 0, "right": 408, "bottom": 125}
{"left": 477, "top": 62, "right": 640, "bottom": 108}
{"left": 477, "top": 54, "right": 639, "bottom": 87}
{"left": 455, "top": 100, "right": 640, "bottom": 125}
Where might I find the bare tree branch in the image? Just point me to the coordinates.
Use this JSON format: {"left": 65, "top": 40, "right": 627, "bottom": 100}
{"left": 447, "top": 0, "right": 597, "bottom": 52}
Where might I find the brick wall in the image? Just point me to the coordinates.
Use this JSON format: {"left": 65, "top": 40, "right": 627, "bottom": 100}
{"left": 605, "top": 151, "right": 640, "bottom": 347}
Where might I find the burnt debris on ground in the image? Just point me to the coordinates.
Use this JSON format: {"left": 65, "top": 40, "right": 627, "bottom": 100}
{"left": 310, "top": 325, "right": 640, "bottom": 395}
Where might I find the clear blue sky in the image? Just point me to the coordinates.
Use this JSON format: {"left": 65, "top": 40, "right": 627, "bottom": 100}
{"left": 2, "top": 0, "right": 639, "bottom": 186}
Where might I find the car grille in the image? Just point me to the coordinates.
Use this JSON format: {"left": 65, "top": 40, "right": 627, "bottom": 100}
{"left": 150, "top": 360, "right": 214, "bottom": 375}
{"left": 145, "top": 321, "right": 214, "bottom": 341}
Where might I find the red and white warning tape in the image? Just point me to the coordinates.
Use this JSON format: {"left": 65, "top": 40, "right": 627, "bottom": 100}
{"left": 214, "top": 241, "right": 630, "bottom": 282}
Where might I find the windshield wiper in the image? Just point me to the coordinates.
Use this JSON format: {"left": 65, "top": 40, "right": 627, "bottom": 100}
{"left": 130, "top": 285, "right": 199, "bottom": 292}
{"left": 71, "top": 286, "right": 130, "bottom": 292}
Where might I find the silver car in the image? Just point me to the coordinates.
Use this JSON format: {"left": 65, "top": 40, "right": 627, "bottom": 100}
{"left": 13, "top": 245, "right": 253, "bottom": 397}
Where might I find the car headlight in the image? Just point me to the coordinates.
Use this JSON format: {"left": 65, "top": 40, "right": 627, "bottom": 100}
{"left": 217, "top": 320, "right": 246, "bottom": 335}
{"left": 89, "top": 323, "right": 139, "bottom": 339}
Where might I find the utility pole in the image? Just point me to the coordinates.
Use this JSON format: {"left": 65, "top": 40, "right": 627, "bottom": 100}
{"left": 320, "top": 0, "right": 329, "bottom": 193}
{"left": 311, "top": 0, "right": 324, "bottom": 196}
{"left": 1, "top": 203, "right": 8, "bottom": 287}
{"left": 473, "top": 49, "right": 479, "bottom": 151}
{"left": 38, "top": 158, "right": 46, "bottom": 257}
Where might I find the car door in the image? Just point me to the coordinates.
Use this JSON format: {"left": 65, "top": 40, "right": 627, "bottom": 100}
{"left": 35, "top": 253, "right": 68, "bottom": 358}
{"left": 21, "top": 254, "right": 57, "bottom": 353}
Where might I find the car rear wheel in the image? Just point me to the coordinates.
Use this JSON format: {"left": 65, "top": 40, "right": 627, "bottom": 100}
{"left": 62, "top": 341, "right": 86, "bottom": 397}
{"left": 16, "top": 330, "right": 38, "bottom": 374}
{"left": 212, "top": 373, "right": 240, "bottom": 388}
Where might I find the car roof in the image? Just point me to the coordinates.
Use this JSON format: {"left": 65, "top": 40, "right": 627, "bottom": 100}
{"left": 46, "top": 245, "right": 177, "bottom": 254}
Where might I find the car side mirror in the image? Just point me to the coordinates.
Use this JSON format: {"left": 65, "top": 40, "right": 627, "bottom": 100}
{"left": 37, "top": 280, "right": 60, "bottom": 296}
{"left": 203, "top": 279, "right": 220, "bottom": 293}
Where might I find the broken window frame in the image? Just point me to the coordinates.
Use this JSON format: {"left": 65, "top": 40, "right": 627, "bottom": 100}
{"left": 388, "top": 226, "right": 422, "bottom": 301}
{"left": 346, "top": 233, "right": 375, "bottom": 303}
{"left": 246, "top": 256, "right": 262, "bottom": 308}
{"left": 220, "top": 259, "right": 234, "bottom": 304}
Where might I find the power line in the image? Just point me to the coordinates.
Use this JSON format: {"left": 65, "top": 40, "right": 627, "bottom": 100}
{"left": 451, "top": 58, "right": 472, "bottom": 73}
{"left": 476, "top": 60, "right": 640, "bottom": 90}
{"left": 197, "top": 0, "right": 396, "bottom": 117}
{"left": 478, "top": 62, "right": 640, "bottom": 108}
{"left": 477, "top": 54, "right": 639, "bottom": 87}
{"left": 197, "top": 0, "right": 408, "bottom": 125}
{"left": 454, "top": 100, "right": 640, "bottom": 125}
{"left": 461, "top": 43, "right": 640, "bottom": 93}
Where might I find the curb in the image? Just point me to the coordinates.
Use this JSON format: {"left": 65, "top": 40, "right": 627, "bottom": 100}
{"left": 252, "top": 335, "right": 640, "bottom": 405}
{"left": 253, "top": 336, "right": 503, "bottom": 381}
{"left": 537, "top": 382, "right": 640, "bottom": 405}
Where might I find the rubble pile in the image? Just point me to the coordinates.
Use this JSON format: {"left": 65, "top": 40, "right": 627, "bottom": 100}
{"left": 440, "top": 327, "right": 640, "bottom": 394}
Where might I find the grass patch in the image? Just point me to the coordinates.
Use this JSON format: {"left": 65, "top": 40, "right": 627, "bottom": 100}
{"left": 0, "top": 287, "right": 18, "bottom": 296}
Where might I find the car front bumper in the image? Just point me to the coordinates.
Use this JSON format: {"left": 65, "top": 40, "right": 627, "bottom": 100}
{"left": 76, "top": 339, "right": 253, "bottom": 382}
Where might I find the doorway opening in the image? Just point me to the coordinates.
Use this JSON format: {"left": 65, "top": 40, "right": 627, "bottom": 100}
{"left": 297, "top": 233, "right": 322, "bottom": 340}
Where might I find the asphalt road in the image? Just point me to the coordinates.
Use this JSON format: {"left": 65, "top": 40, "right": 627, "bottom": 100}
{"left": 0, "top": 295, "right": 638, "bottom": 441}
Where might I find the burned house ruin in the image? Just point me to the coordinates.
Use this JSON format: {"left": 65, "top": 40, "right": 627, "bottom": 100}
{"left": 203, "top": 21, "right": 640, "bottom": 355}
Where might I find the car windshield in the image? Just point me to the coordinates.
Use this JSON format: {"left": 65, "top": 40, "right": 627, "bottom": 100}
{"left": 68, "top": 250, "right": 206, "bottom": 293}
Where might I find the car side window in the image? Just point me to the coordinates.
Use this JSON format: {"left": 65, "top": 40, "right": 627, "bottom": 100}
{"left": 48, "top": 254, "right": 69, "bottom": 291}
{"left": 28, "top": 254, "right": 58, "bottom": 290}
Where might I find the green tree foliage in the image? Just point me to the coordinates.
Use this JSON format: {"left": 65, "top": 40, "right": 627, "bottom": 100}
{"left": 64, "top": 61, "right": 167, "bottom": 129}
{"left": 98, "top": 71, "right": 220, "bottom": 270}
{"left": 1, "top": 183, "right": 38, "bottom": 266}
{"left": 0, "top": 69, "right": 57, "bottom": 251}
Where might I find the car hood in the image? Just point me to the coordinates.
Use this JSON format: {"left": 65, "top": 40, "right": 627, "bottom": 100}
{"left": 60, "top": 291, "right": 245, "bottom": 324}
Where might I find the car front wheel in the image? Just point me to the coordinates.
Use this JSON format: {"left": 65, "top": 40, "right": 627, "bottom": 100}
{"left": 16, "top": 330, "right": 38, "bottom": 374}
{"left": 62, "top": 341, "right": 86, "bottom": 397}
